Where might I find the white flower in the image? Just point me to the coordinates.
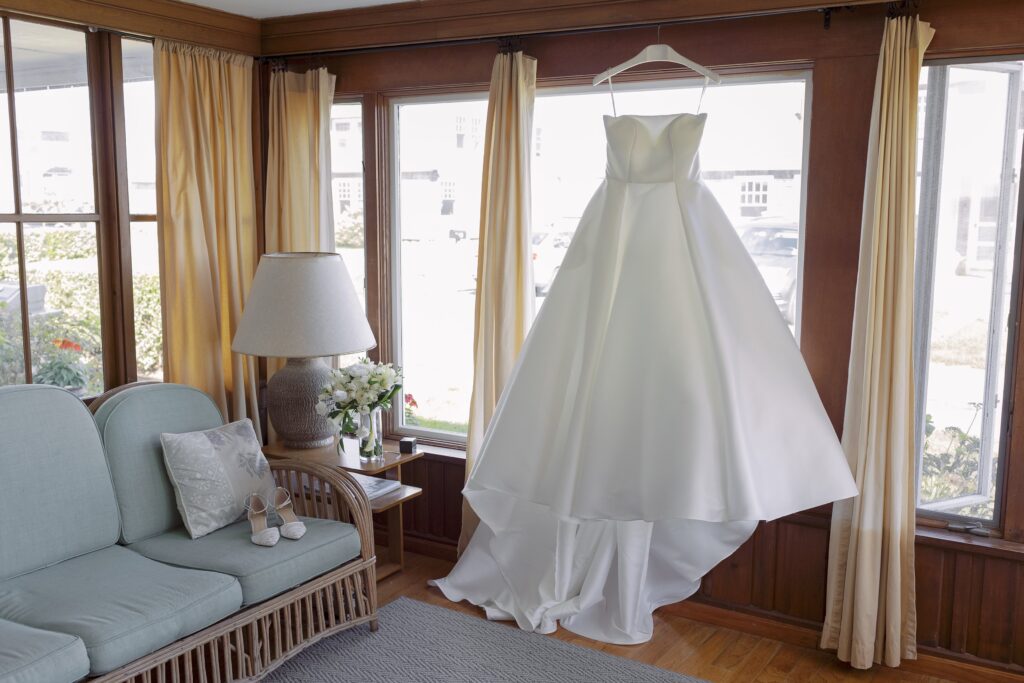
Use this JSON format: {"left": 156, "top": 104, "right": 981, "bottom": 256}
{"left": 333, "top": 389, "right": 349, "bottom": 402}
{"left": 314, "top": 401, "right": 328, "bottom": 416}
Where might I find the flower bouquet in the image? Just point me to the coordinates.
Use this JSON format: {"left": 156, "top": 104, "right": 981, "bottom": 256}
{"left": 316, "top": 358, "right": 402, "bottom": 459}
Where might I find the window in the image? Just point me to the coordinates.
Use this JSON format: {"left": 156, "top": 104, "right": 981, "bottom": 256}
{"left": 531, "top": 76, "right": 809, "bottom": 333}
{"left": 392, "top": 76, "right": 809, "bottom": 440}
{"left": 739, "top": 178, "right": 770, "bottom": 216}
{"left": 121, "top": 37, "right": 162, "bottom": 382}
{"left": 393, "top": 95, "right": 487, "bottom": 438}
{"left": 330, "top": 102, "right": 366, "bottom": 308}
{"left": 915, "top": 59, "right": 1024, "bottom": 523}
{"left": 330, "top": 101, "right": 367, "bottom": 368}
{"left": 0, "top": 19, "right": 104, "bottom": 395}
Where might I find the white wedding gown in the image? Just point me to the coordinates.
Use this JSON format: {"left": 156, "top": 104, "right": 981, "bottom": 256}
{"left": 432, "top": 113, "right": 858, "bottom": 644}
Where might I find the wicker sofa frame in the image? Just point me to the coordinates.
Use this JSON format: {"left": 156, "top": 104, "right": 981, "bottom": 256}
{"left": 90, "top": 458, "right": 378, "bottom": 683}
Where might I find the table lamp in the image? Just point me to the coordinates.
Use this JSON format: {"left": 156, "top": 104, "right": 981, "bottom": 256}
{"left": 232, "top": 252, "right": 376, "bottom": 448}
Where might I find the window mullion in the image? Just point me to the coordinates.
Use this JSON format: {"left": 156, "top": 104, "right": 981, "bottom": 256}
{"left": 2, "top": 17, "right": 30, "bottom": 384}
{"left": 913, "top": 65, "right": 948, "bottom": 506}
{"left": 86, "top": 29, "right": 132, "bottom": 389}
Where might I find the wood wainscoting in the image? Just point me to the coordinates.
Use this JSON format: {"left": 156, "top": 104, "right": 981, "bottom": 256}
{"left": 398, "top": 454, "right": 1024, "bottom": 679}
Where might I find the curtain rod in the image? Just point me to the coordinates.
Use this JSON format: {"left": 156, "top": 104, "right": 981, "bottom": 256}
{"left": 265, "top": 2, "right": 883, "bottom": 63}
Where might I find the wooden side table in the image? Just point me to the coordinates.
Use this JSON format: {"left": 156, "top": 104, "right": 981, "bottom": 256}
{"left": 263, "top": 438, "right": 423, "bottom": 581}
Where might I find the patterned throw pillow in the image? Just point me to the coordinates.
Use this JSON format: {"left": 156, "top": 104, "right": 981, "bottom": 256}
{"left": 160, "top": 419, "right": 276, "bottom": 539}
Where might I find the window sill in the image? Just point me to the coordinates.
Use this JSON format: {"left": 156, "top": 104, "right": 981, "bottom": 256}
{"left": 916, "top": 526, "right": 1024, "bottom": 560}
{"left": 418, "top": 443, "right": 466, "bottom": 464}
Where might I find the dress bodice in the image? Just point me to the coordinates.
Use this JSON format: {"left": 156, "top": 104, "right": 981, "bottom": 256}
{"left": 604, "top": 113, "right": 706, "bottom": 183}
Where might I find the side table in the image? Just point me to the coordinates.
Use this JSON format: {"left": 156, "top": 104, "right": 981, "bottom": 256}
{"left": 263, "top": 438, "right": 423, "bottom": 581}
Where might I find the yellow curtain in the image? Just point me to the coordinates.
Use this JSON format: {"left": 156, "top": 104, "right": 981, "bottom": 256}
{"left": 821, "top": 15, "right": 934, "bottom": 670}
{"left": 154, "top": 39, "right": 262, "bottom": 438}
{"left": 458, "top": 51, "right": 537, "bottom": 552}
{"left": 264, "top": 67, "right": 338, "bottom": 422}
{"left": 265, "top": 67, "right": 336, "bottom": 254}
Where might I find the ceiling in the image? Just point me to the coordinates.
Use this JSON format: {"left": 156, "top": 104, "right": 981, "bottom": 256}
{"left": 178, "top": 0, "right": 407, "bottom": 19}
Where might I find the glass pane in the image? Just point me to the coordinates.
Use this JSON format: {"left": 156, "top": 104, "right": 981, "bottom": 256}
{"left": 11, "top": 20, "right": 95, "bottom": 214}
{"left": 531, "top": 78, "right": 808, "bottom": 334}
{"left": 330, "top": 101, "right": 367, "bottom": 367}
{"left": 395, "top": 97, "right": 487, "bottom": 436}
{"left": 0, "top": 223, "right": 25, "bottom": 384}
{"left": 0, "top": 30, "right": 15, "bottom": 213}
{"left": 122, "top": 38, "right": 155, "bottom": 215}
{"left": 917, "top": 63, "right": 1022, "bottom": 520}
{"left": 130, "top": 221, "right": 162, "bottom": 381}
{"left": 24, "top": 222, "right": 102, "bottom": 396}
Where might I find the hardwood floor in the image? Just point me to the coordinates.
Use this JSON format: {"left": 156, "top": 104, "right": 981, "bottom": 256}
{"left": 379, "top": 553, "right": 955, "bottom": 683}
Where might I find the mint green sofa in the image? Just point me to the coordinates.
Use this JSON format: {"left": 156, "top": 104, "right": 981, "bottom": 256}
{"left": 0, "top": 384, "right": 377, "bottom": 682}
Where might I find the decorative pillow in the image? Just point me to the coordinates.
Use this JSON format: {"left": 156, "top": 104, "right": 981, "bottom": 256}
{"left": 160, "top": 418, "right": 276, "bottom": 539}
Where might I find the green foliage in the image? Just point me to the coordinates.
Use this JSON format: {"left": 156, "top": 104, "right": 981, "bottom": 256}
{"left": 335, "top": 210, "right": 365, "bottom": 250}
{"left": 404, "top": 414, "right": 469, "bottom": 435}
{"left": 0, "top": 224, "right": 165, "bottom": 393}
{"left": 132, "top": 274, "right": 163, "bottom": 377}
{"left": 34, "top": 354, "right": 89, "bottom": 390}
{"left": 918, "top": 404, "right": 994, "bottom": 519}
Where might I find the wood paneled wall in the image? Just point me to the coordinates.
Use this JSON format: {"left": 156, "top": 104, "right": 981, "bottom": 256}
{"left": 282, "top": 1, "right": 1024, "bottom": 677}
{"left": 0, "top": 0, "right": 260, "bottom": 54}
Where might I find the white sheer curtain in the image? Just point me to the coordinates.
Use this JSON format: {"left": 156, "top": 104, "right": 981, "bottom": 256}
{"left": 459, "top": 50, "right": 537, "bottom": 552}
{"left": 821, "top": 15, "right": 934, "bottom": 670}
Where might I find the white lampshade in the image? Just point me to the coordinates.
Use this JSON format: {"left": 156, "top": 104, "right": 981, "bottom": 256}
{"left": 232, "top": 252, "right": 376, "bottom": 358}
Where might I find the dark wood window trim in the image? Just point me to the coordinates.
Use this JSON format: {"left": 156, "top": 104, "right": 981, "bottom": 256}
{"left": 0, "top": 11, "right": 156, "bottom": 395}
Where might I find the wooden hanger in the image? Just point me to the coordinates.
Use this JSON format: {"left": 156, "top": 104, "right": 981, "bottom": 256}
{"left": 592, "top": 44, "right": 721, "bottom": 86}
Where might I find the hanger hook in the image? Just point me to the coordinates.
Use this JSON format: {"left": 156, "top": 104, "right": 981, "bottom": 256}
{"left": 656, "top": 24, "right": 661, "bottom": 44}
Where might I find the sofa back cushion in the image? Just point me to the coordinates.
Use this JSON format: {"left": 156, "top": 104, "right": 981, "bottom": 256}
{"left": 0, "top": 385, "right": 120, "bottom": 580}
{"left": 93, "top": 383, "right": 225, "bottom": 544}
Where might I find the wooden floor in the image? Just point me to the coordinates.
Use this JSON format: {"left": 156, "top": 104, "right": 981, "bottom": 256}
{"left": 380, "top": 553, "right": 956, "bottom": 683}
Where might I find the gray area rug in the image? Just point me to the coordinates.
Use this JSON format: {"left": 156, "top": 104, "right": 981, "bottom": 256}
{"left": 264, "top": 597, "right": 706, "bottom": 682}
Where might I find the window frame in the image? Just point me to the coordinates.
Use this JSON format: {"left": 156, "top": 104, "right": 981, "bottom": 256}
{"left": 913, "top": 55, "right": 1024, "bottom": 531}
{"left": 389, "top": 90, "right": 489, "bottom": 446}
{"left": 0, "top": 11, "right": 159, "bottom": 396}
{"left": 386, "top": 72, "right": 813, "bottom": 444}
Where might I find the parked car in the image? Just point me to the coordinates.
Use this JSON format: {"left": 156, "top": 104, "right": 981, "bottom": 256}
{"left": 739, "top": 221, "right": 799, "bottom": 324}
{"left": 533, "top": 231, "right": 574, "bottom": 296}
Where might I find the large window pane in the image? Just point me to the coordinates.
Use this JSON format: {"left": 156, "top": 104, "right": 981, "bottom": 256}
{"left": 11, "top": 21, "right": 94, "bottom": 214}
{"left": 122, "top": 38, "right": 155, "bottom": 215}
{"left": 0, "top": 223, "right": 24, "bottom": 384}
{"left": 916, "top": 61, "right": 1023, "bottom": 521}
{"left": 531, "top": 77, "right": 809, "bottom": 332}
{"left": 331, "top": 101, "right": 365, "bottom": 306}
{"left": 394, "top": 97, "right": 487, "bottom": 436}
{"left": 0, "top": 29, "right": 15, "bottom": 213}
{"left": 331, "top": 102, "right": 366, "bottom": 368}
{"left": 24, "top": 222, "right": 103, "bottom": 396}
{"left": 130, "top": 221, "right": 162, "bottom": 381}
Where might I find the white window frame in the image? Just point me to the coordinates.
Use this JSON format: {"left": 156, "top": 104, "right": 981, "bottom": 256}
{"left": 913, "top": 57, "right": 1024, "bottom": 526}
{"left": 391, "top": 91, "right": 489, "bottom": 444}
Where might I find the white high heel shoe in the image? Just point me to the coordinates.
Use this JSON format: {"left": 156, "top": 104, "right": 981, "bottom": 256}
{"left": 273, "top": 487, "right": 307, "bottom": 540}
{"left": 245, "top": 493, "right": 280, "bottom": 547}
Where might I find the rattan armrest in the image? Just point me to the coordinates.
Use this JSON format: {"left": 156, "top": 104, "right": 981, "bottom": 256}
{"left": 269, "top": 459, "right": 375, "bottom": 561}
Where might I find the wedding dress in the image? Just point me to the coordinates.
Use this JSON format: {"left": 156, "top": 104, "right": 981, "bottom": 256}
{"left": 432, "top": 112, "right": 858, "bottom": 644}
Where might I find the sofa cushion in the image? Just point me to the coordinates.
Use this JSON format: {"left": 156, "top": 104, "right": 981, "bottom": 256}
{"left": 0, "top": 545, "right": 242, "bottom": 675}
{"left": 0, "top": 619, "right": 89, "bottom": 683}
{"left": 93, "top": 383, "right": 224, "bottom": 544}
{"left": 0, "top": 385, "right": 120, "bottom": 581}
{"left": 130, "top": 517, "right": 361, "bottom": 606}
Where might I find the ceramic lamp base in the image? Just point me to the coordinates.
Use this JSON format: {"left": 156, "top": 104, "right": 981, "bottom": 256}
{"left": 267, "top": 357, "right": 335, "bottom": 449}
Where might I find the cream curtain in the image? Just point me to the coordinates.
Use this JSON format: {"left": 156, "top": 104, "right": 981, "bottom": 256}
{"left": 458, "top": 51, "right": 537, "bottom": 552}
{"left": 264, "top": 67, "right": 338, "bottom": 416}
{"left": 265, "top": 67, "right": 337, "bottom": 254}
{"left": 821, "top": 15, "right": 934, "bottom": 670}
{"left": 155, "top": 39, "right": 262, "bottom": 438}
